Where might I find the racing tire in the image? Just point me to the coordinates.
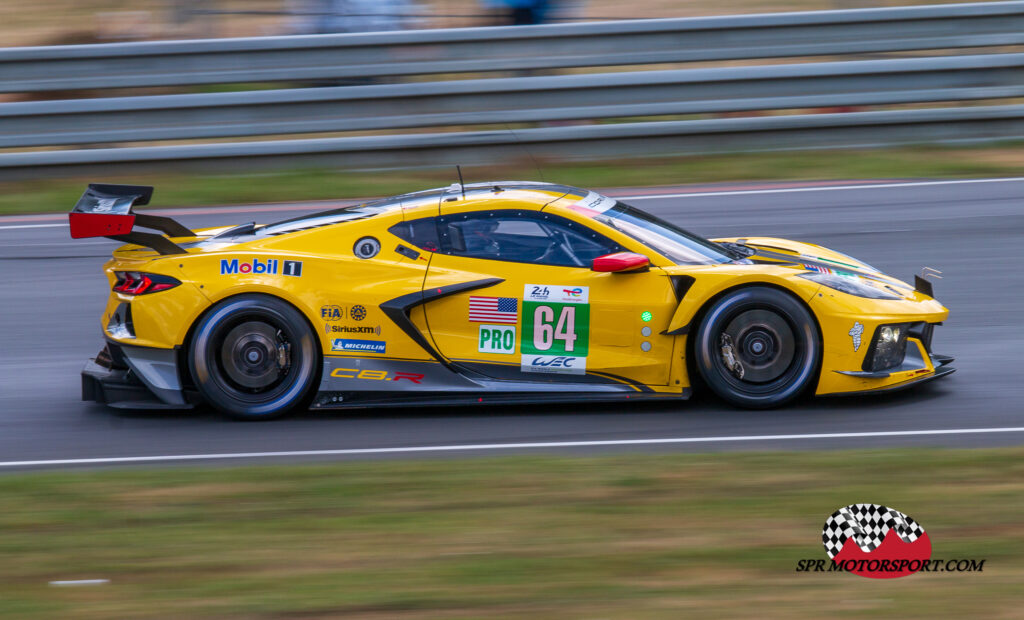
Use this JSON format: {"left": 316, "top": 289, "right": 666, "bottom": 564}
{"left": 694, "top": 286, "right": 820, "bottom": 409}
{"left": 188, "top": 294, "right": 319, "bottom": 420}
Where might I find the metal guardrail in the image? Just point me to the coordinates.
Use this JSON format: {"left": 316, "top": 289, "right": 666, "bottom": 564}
{"left": 4, "top": 53, "right": 1024, "bottom": 149}
{"left": 3, "top": 1, "right": 1024, "bottom": 93}
{"left": 3, "top": 2, "right": 1024, "bottom": 178}
{"left": 5, "top": 105, "right": 1024, "bottom": 181}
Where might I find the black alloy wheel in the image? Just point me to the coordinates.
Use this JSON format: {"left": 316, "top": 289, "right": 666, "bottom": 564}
{"left": 694, "top": 286, "right": 821, "bottom": 408}
{"left": 188, "top": 294, "right": 318, "bottom": 419}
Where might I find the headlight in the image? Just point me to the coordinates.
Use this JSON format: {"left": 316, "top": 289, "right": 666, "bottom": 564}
{"left": 864, "top": 323, "right": 910, "bottom": 371}
{"left": 798, "top": 271, "right": 900, "bottom": 300}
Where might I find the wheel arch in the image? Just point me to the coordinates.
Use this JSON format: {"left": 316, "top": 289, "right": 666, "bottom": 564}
{"left": 179, "top": 291, "right": 324, "bottom": 397}
{"left": 682, "top": 281, "right": 824, "bottom": 393}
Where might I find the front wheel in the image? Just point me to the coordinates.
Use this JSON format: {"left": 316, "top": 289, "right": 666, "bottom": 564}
{"left": 188, "top": 294, "right": 319, "bottom": 420}
{"left": 694, "top": 286, "right": 820, "bottom": 409}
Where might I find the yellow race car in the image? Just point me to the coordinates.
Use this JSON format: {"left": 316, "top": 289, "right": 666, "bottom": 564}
{"left": 71, "top": 181, "right": 953, "bottom": 419}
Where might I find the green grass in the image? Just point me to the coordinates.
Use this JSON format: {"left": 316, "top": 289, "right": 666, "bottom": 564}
{"left": 1, "top": 448, "right": 1022, "bottom": 619}
{"left": 6, "top": 143, "right": 1024, "bottom": 215}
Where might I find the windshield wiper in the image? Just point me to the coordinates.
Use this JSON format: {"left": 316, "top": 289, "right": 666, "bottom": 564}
{"left": 717, "top": 241, "right": 755, "bottom": 260}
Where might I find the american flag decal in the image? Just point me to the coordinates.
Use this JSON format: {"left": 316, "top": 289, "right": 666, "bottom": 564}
{"left": 469, "top": 296, "right": 518, "bottom": 324}
{"left": 802, "top": 264, "right": 834, "bottom": 274}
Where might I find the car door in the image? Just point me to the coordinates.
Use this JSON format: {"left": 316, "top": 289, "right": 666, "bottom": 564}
{"left": 419, "top": 209, "right": 679, "bottom": 387}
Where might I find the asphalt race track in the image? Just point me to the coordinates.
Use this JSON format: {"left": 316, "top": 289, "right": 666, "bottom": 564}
{"left": 2, "top": 178, "right": 1023, "bottom": 469}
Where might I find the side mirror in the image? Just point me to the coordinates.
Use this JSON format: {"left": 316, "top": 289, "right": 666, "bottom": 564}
{"left": 592, "top": 252, "right": 650, "bottom": 273}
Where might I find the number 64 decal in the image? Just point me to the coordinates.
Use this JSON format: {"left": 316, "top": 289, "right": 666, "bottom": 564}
{"left": 532, "top": 305, "right": 578, "bottom": 352}
{"left": 522, "top": 301, "right": 589, "bottom": 357}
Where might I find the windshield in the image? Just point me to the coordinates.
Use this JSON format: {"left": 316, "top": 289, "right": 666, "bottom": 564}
{"left": 581, "top": 201, "right": 736, "bottom": 265}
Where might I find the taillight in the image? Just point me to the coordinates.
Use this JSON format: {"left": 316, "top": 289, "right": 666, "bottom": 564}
{"left": 113, "top": 272, "right": 181, "bottom": 295}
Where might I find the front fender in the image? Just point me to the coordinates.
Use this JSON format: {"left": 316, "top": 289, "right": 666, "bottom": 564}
{"left": 663, "top": 265, "right": 822, "bottom": 335}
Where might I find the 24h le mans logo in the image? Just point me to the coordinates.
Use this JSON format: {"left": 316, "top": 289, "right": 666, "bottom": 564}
{"left": 822, "top": 503, "right": 931, "bottom": 579}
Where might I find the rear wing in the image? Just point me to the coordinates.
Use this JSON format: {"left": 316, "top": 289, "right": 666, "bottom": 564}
{"left": 69, "top": 184, "right": 192, "bottom": 255}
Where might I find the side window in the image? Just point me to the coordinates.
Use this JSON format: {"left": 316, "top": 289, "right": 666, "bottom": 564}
{"left": 388, "top": 217, "right": 440, "bottom": 252}
{"left": 437, "top": 210, "right": 623, "bottom": 267}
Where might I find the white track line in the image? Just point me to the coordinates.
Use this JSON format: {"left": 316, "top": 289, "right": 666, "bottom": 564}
{"left": 3, "top": 427, "right": 1024, "bottom": 468}
{"left": 0, "top": 223, "right": 67, "bottom": 230}
{"left": 622, "top": 177, "right": 1024, "bottom": 200}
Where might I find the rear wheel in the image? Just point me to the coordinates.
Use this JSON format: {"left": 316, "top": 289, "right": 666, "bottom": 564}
{"left": 694, "top": 286, "right": 820, "bottom": 409}
{"left": 188, "top": 295, "right": 318, "bottom": 419}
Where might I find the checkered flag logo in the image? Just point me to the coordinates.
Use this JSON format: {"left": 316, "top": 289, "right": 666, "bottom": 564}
{"left": 822, "top": 503, "right": 925, "bottom": 559}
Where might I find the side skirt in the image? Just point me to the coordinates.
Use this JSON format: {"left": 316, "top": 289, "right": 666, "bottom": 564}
{"left": 311, "top": 389, "right": 690, "bottom": 410}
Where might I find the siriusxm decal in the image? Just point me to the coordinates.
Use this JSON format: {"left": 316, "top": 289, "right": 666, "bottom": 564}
{"left": 520, "top": 354, "right": 586, "bottom": 375}
{"left": 220, "top": 258, "right": 303, "bottom": 276}
{"left": 325, "top": 324, "right": 381, "bottom": 335}
{"left": 332, "top": 338, "right": 386, "bottom": 354}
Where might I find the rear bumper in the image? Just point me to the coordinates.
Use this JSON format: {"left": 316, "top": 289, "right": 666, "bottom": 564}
{"left": 81, "top": 343, "right": 194, "bottom": 410}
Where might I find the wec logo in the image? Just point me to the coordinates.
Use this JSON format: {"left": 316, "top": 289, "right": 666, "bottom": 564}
{"left": 533, "top": 356, "right": 575, "bottom": 367}
{"left": 521, "top": 354, "right": 586, "bottom": 375}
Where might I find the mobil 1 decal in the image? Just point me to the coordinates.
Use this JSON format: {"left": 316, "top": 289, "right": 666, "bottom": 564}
{"left": 521, "top": 284, "right": 589, "bottom": 375}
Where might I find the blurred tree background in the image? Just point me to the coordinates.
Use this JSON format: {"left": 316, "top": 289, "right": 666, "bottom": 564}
{"left": 0, "top": 0, "right": 984, "bottom": 48}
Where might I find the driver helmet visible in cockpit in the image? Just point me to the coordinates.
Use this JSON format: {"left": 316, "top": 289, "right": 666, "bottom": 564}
{"left": 462, "top": 218, "right": 501, "bottom": 256}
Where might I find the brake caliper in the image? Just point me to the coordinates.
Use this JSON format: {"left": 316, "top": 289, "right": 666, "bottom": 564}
{"left": 720, "top": 333, "right": 745, "bottom": 379}
{"left": 276, "top": 330, "right": 291, "bottom": 373}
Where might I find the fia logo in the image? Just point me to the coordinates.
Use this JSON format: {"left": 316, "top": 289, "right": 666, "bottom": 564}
{"left": 320, "top": 305, "right": 345, "bottom": 321}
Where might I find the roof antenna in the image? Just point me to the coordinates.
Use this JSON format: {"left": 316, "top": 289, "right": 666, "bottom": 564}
{"left": 456, "top": 165, "right": 466, "bottom": 200}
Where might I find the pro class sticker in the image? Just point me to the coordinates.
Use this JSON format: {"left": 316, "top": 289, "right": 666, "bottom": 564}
{"left": 478, "top": 325, "right": 516, "bottom": 354}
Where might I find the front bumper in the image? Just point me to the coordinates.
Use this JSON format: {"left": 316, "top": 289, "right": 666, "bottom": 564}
{"left": 81, "top": 342, "right": 194, "bottom": 410}
{"left": 824, "top": 330, "right": 956, "bottom": 396}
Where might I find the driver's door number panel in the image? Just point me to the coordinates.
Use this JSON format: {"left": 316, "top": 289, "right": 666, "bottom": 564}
{"left": 521, "top": 284, "right": 590, "bottom": 375}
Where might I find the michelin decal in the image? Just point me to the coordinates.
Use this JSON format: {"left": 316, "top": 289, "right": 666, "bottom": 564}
{"left": 332, "top": 339, "right": 386, "bottom": 354}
